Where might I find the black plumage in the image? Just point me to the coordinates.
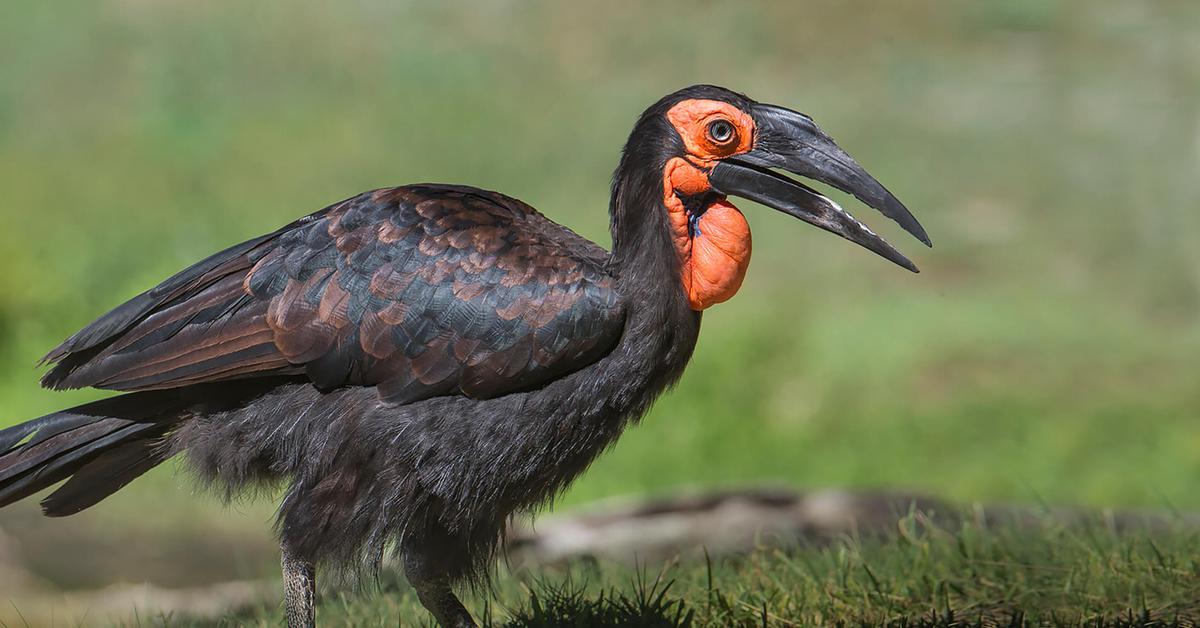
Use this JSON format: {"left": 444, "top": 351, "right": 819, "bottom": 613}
{"left": 40, "top": 185, "right": 623, "bottom": 403}
{"left": 0, "top": 85, "right": 927, "bottom": 627}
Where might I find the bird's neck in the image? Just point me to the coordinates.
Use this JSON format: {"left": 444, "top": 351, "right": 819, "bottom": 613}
{"left": 604, "top": 167, "right": 703, "bottom": 393}
{"left": 609, "top": 158, "right": 751, "bottom": 313}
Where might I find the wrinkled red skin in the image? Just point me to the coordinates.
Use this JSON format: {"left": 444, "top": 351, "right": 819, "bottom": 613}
{"left": 662, "top": 158, "right": 752, "bottom": 310}
{"left": 662, "top": 99, "right": 756, "bottom": 310}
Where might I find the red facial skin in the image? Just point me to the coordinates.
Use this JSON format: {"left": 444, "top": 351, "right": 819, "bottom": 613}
{"left": 662, "top": 99, "right": 755, "bottom": 310}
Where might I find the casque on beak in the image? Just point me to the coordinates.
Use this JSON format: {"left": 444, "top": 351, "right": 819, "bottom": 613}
{"left": 708, "top": 104, "right": 930, "bottom": 272}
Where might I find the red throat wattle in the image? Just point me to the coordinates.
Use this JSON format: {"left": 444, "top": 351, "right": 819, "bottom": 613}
{"left": 663, "top": 157, "right": 752, "bottom": 310}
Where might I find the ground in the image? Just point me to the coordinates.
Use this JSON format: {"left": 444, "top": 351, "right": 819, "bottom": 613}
{"left": 178, "top": 516, "right": 1200, "bottom": 626}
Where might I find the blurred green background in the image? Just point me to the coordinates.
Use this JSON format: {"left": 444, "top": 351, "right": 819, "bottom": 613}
{"left": 2, "top": 0, "right": 1199, "bottom": 594}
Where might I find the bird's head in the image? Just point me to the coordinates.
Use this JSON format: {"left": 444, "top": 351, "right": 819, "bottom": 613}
{"left": 614, "top": 85, "right": 929, "bottom": 310}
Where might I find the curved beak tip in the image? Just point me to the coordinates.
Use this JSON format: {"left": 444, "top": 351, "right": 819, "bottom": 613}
{"left": 889, "top": 198, "right": 932, "bottom": 248}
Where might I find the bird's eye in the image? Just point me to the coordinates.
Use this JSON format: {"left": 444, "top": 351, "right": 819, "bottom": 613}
{"left": 707, "top": 119, "right": 735, "bottom": 144}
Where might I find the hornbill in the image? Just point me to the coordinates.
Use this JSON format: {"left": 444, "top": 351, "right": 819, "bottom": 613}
{"left": 0, "top": 85, "right": 928, "bottom": 627}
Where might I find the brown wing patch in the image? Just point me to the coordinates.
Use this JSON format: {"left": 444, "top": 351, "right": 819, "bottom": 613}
{"left": 42, "top": 185, "right": 625, "bottom": 405}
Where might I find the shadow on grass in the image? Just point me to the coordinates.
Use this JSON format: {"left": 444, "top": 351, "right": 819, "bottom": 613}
{"left": 497, "top": 589, "right": 1194, "bottom": 628}
{"left": 494, "top": 588, "right": 1193, "bottom": 628}
{"left": 498, "top": 570, "right": 693, "bottom": 628}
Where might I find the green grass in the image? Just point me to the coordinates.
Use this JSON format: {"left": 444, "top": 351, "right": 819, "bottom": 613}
{"left": 2, "top": 0, "right": 1200, "bottom": 623}
{"left": 2, "top": 0, "right": 1198, "bottom": 517}
{"left": 170, "top": 515, "right": 1200, "bottom": 626}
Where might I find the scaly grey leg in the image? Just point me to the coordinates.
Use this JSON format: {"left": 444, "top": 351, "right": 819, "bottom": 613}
{"left": 403, "top": 549, "right": 476, "bottom": 628}
{"left": 281, "top": 543, "right": 316, "bottom": 628}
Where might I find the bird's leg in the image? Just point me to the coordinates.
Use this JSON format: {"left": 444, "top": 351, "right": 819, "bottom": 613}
{"left": 281, "top": 542, "right": 316, "bottom": 628}
{"left": 403, "top": 550, "right": 476, "bottom": 628}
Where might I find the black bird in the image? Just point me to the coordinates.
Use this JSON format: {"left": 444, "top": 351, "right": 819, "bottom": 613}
{"left": 0, "top": 85, "right": 928, "bottom": 627}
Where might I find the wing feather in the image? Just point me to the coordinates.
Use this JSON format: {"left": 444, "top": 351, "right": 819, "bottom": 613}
{"left": 40, "top": 186, "right": 625, "bottom": 404}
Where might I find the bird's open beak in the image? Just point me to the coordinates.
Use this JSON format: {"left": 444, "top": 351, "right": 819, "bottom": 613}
{"left": 709, "top": 104, "right": 930, "bottom": 272}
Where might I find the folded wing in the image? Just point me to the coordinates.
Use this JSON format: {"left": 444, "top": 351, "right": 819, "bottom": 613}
{"left": 40, "top": 185, "right": 625, "bottom": 404}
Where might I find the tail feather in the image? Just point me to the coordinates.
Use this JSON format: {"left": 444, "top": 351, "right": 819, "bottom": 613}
{"left": 0, "top": 413, "right": 99, "bottom": 455}
{"left": 41, "top": 439, "right": 168, "bottom": 516}
{"left": 0, "top": 391, "right": 186, "bottom": 513}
